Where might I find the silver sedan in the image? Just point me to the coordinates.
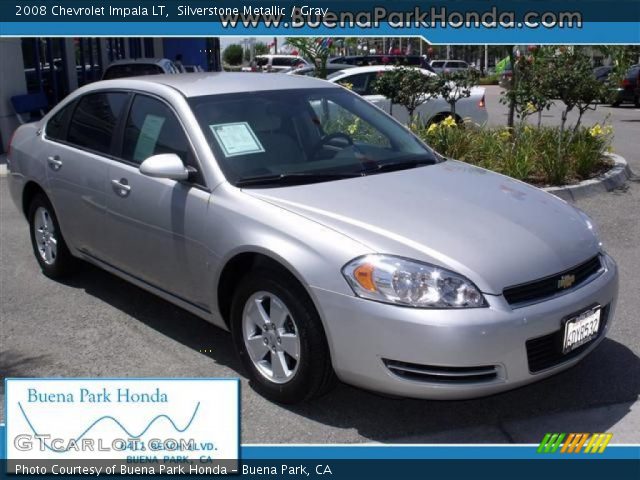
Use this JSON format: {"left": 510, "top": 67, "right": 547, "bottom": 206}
{"left": 7, "top": 73, "right": 618, "bottom": 403}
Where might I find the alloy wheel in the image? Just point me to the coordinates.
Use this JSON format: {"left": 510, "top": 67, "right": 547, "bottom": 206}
{"left": 33, "top": 206, "right": 57, "bottom": 265}
{"left": 242, "top": 291, "right": 301, "bottom": 384}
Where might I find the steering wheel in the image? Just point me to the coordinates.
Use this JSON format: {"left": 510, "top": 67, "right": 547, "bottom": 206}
{"left": 312, "top": 132, "right": 354, "bottom": 154}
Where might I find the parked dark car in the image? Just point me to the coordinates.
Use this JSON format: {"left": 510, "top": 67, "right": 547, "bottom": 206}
{"left": 596, "top": 64, "right": 640, "bottom": 106}
{"left": 593, "top": 65, "right": 613, "bottom": 83}
{"left": 102, "top": 58, "right": 180, "bottom": 80}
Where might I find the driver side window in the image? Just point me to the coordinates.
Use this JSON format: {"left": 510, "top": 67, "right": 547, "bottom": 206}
{"left": 122, "top": 95, "right": 206, "bottom": 186}
{"left": 310, "top": 99, "right": 391, "bottom": 148}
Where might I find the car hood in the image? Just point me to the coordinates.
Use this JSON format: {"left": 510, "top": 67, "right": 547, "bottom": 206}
{"left": 245, "top": 161, "right": 600, "bottom": 294}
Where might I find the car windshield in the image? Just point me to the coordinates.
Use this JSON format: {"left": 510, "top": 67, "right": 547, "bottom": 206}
{"left": 189, "top": 88, "right": 437, "bottom": 187}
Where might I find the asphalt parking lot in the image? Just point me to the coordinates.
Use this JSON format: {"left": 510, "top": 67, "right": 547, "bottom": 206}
{"left": 1, "top": 90, "right": 639, "bottom": 444}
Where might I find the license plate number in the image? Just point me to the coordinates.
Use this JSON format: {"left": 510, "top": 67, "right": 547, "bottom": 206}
{"left": 563, "top": 308, "right": 601, "bottom": 354}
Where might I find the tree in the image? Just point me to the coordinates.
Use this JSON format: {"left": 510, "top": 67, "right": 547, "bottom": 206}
{"left": 285, "top": 37, "right": 334, "bottom": 79}
{"left": 501, "top": 46, "right": 554, "bottom": 128}
{"left": 254, "top": 42, "right": 269, "bottom": 56}
{"left": 544, "top": 48, "right": 606, "bottom": 138}
{"left": 375, "top": 67, "right": 440, "bottom": 123}
{"left": 222, "top": 44, "right": 243, "bottom": 66}
{"left": 438, "top": 69, "right": 479, "bottom": 117}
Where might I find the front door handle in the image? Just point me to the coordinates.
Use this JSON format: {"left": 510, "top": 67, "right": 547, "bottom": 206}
{"left": 47, "top": 155, "right": 62, "bottom": 171}
{"left": 111, "top": 178, "right": 131, "bottom": 197}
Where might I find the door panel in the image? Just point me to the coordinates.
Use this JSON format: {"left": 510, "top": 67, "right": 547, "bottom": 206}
{"left": 45, "top": 140, "right": 110, "bottom": 255}
{"left": 103, "top": 94, "right": 212, "bottom": 309}
{"left": 104, "top": 163, "right": 212, "bottom": 309}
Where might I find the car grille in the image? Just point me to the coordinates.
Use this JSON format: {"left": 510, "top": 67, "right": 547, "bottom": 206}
{"left": 503, "top": 255, "right": 602, "bottom": 307}
{"left": 383, "top": 359, "right": 499, "bottom": 384}
{"left": 526, "top": 304, "right": 610, "bottom": 373}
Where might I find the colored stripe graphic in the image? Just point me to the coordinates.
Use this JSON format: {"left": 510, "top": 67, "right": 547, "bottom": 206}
{"left": 537, "top": 433, "right": 565, "bottom": 453}
{"left": 538, "top": 433, "right": 613, "bottom": 454}
{"left": 584, "top": 433, "right": 613, "bottom": 454}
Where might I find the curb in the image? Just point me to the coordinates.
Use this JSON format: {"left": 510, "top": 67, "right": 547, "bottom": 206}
{"left": 544, "top": 153, "right": 633, "bottom": 201}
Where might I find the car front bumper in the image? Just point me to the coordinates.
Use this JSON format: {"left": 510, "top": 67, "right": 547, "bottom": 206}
{"left": 311, "top": 253, "right": 618, "bottom": 400}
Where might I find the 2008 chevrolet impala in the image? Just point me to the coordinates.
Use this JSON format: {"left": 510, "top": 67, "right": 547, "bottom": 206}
{"left": 7, "top": 73, "right": 618, "bottom": 403}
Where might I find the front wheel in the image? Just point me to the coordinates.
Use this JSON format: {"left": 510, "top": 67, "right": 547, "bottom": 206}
{"left": 230, "top": 269, "right": 335, "bottom": 403}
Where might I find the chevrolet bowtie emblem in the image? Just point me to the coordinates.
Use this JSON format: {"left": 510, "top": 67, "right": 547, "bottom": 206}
{"left": 558, "top": 274, "right": 576, "bottom": 289}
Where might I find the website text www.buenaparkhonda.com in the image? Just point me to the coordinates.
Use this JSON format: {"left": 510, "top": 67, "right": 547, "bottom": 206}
{"left": 196, "top": 6, "right": 584, "bottom": 29}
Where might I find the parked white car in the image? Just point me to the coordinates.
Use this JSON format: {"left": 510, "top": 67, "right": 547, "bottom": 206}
{"left": 328, "top": 65, "right": 488, "bottom": 126}
{"left": 256, "top": 55, "right": 309, "bottom": 72}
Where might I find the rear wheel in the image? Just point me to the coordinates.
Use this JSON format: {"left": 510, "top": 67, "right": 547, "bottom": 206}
{"left": 230, "top": 269, "right": 335, "bottom": 403}
{"left": 28, "top": 194, "right": 75, "bottom": 278}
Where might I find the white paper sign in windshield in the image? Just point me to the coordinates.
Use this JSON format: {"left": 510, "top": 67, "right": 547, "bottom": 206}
{"left": 210, "top": 122, "right": 265, "bottom": 157}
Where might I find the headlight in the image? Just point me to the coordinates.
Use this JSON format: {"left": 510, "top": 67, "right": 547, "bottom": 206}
{"left": 575, "top": 208, "right": 603, "bottom": 248}
{"left": 342, "top": 255, "right": 486, "bottom": 308}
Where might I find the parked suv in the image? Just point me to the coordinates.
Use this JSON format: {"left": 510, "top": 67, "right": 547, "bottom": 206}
{"left": 430, "top": 60, "right": 470, "bottom": 75}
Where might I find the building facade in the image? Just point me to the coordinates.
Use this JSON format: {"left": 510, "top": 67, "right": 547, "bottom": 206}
{"left": 0, "top": 37, "right": 220, "bottom": 152}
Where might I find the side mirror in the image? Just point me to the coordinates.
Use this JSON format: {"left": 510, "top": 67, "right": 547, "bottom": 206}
{"left": 139, "top": 154, "right": 189, "bottom": 181}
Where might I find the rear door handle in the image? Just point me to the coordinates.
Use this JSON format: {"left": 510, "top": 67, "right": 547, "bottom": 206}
{"left": 47, "top": 155, "right": 62, "bottom": 171}
{"left": 111, "top": 178, "right": 131, "bottom": 197}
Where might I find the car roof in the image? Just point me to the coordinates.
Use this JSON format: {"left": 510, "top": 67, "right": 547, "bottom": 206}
{"left": 328, "top": 65, "right": 436, "bottom": 77}
{"left": 91, "top": 72, "right": 339, "bottom": 97}
{"left": 256, "top": 54, "right": 302, "bottom": 58}
{"left": 106, "top": 58, "right": 170, "bottom": 66}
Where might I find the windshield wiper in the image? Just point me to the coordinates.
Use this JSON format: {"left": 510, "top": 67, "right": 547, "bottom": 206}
{"left": 235, "top": 172, "right": 362, "bottom": 187}
{"left": 364, "top": 156, "right": 437, "bottom": 174}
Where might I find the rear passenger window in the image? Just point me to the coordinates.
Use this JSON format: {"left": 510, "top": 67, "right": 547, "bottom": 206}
{"left": 337, "top": 73, "right": 369, "bottom": 95}
{"left": 45, "top": 102, "right": 75, "bottom": 142}
{"left": 122, "top": 95, "right": 204, "bottom": 185}
{"left": 67, "top": 92, "right": 128, "bottom": 155}
{"left": 103, "top": 64, "right": 163, "bottom": 80}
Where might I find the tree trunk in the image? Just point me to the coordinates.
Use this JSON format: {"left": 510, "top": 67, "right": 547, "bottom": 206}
{"left": 507, "top": 49, "right": 516, "bottom": 128}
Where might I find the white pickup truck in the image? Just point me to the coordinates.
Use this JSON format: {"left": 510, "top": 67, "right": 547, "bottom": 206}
{"left": 328, "top": 65, "right": 488, "bottom": 126}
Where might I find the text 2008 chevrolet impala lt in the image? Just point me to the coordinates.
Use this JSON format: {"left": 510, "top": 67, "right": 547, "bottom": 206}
{"left": 7, "top": 73, "right": 618, "bottom": 403}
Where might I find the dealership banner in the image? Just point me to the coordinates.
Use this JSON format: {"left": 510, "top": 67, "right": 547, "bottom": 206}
{"left": 1, "top": 0, "right": 639, "bottom": 42}
{"left": 2, "top": 379, "right": 640, "bottom": 478}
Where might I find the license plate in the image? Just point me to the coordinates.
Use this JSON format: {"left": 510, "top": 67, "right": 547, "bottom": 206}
{"left": 562, "top": 307, "right": 601, "bottom": 354}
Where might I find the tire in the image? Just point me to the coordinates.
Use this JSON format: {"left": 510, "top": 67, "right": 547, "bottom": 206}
{"left": 427, "top": 113, "right": 462, "bottom": 127}
{"left": 28, "top": 193, "right": 76, "bottom": 278}
{"left": 230, "top": 268, "right": 335, "bottom": 403}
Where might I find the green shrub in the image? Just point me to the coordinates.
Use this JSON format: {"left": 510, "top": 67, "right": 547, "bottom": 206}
{"left": 478, "top": 74, "right": 499, "bottom": 85}
{"left": 415, "top": 118, "right": 613, "bottom": 186}
{"left": 222, "top": 44, "right": 244, "bottom": 66}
